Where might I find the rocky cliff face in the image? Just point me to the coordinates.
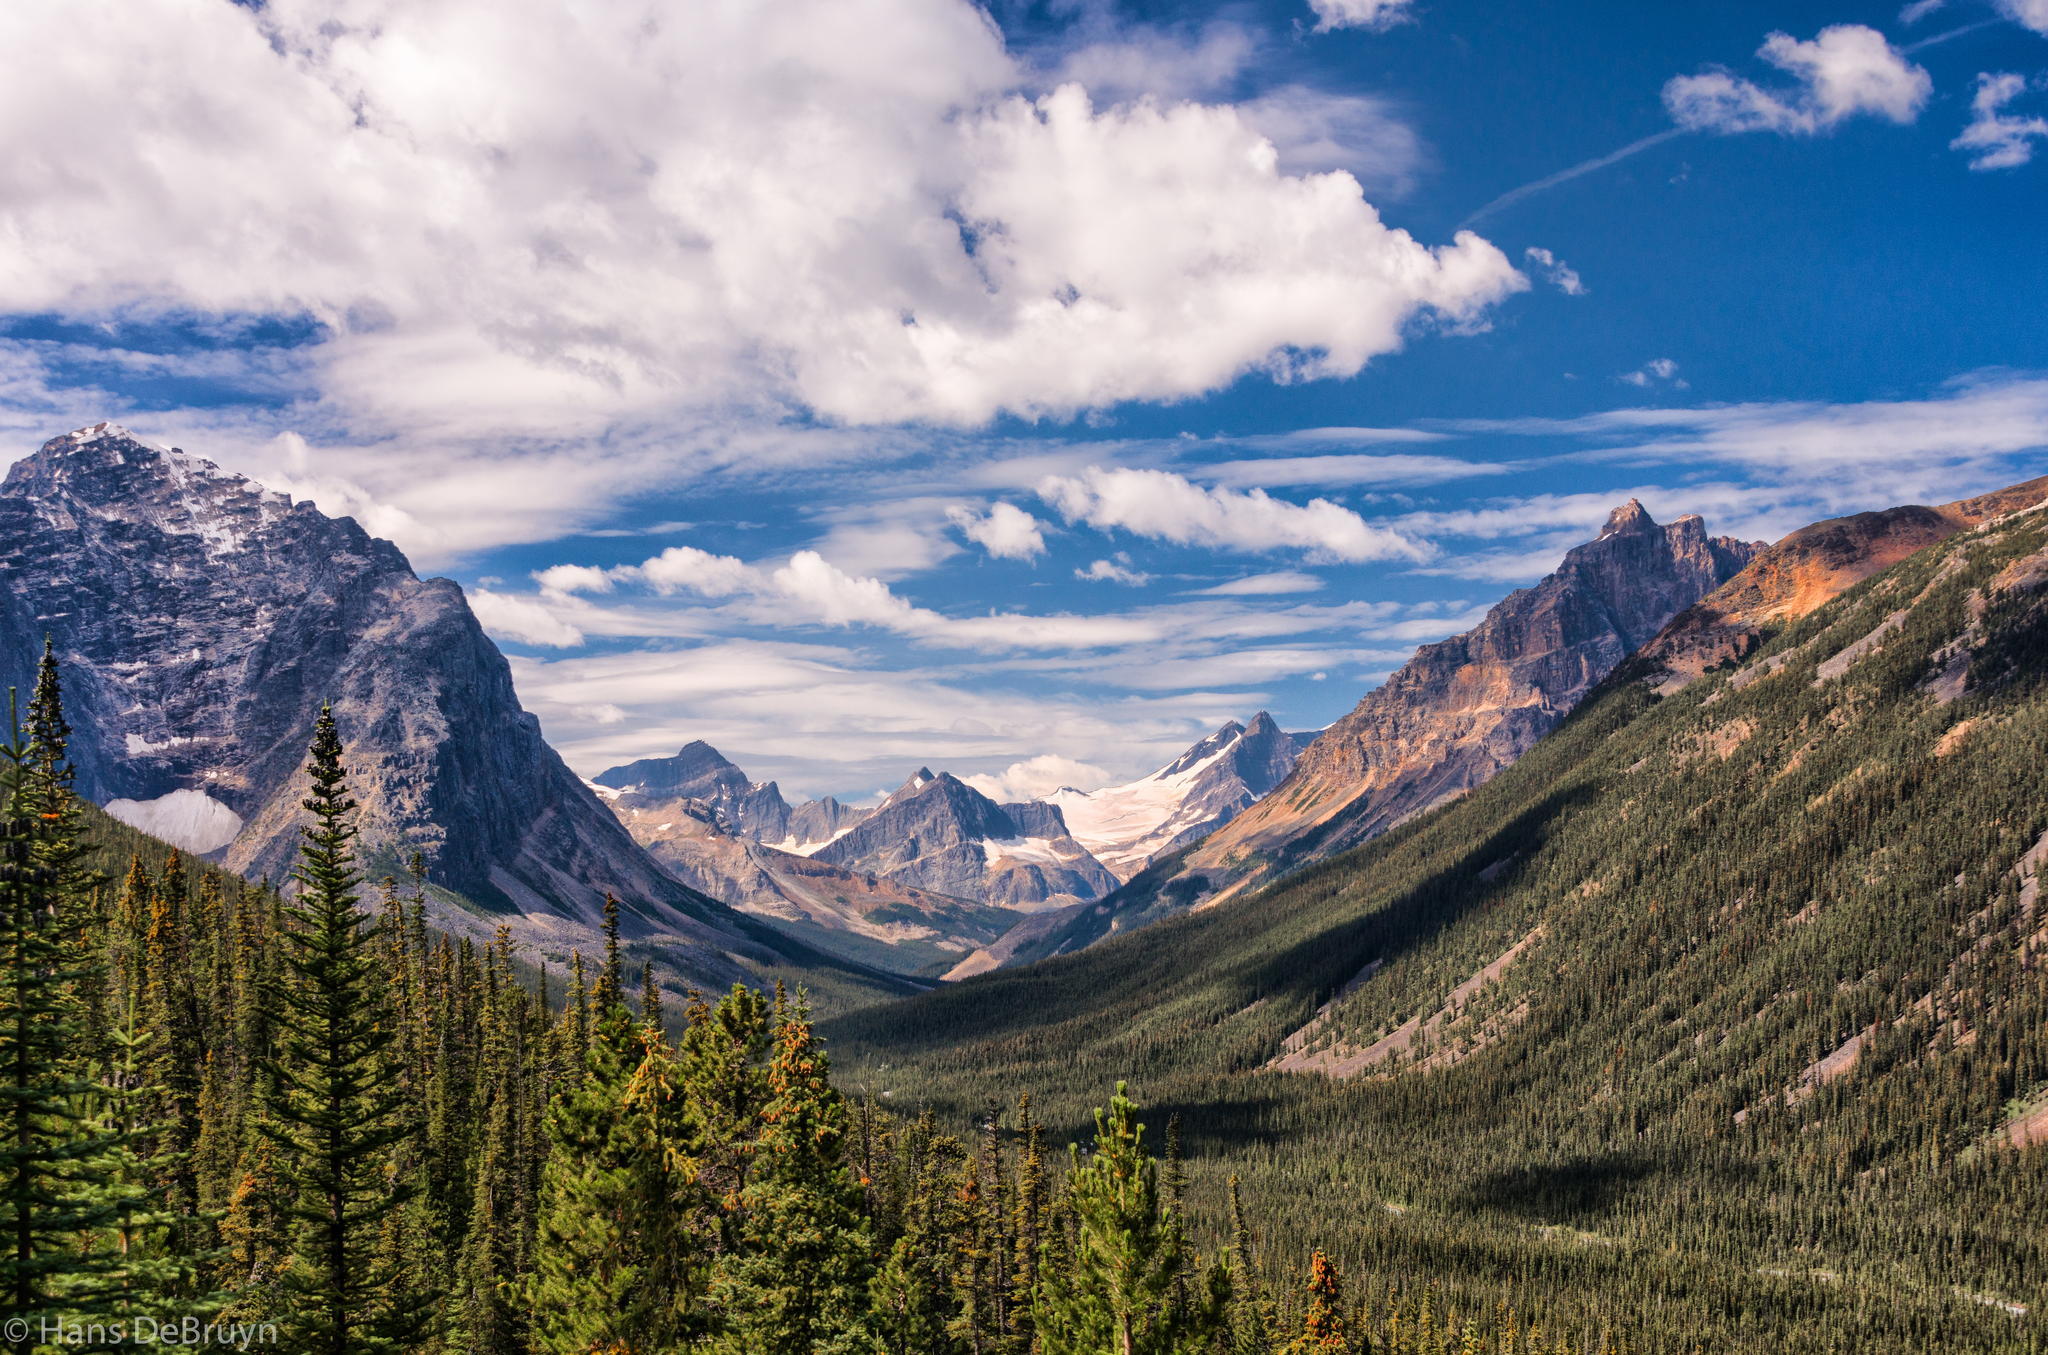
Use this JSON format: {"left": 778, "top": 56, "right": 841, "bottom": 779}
{"left": 995, "top": 501, "right": 1761, "bottom": 965}
{"left": 1045, "top": 712, "right": 1306, "bottom": 880}
{"left": 0, "top": 424, "right": 805, "bottom": 990}
{"left": 812, "top": 769, "right": 1118, "bottom": 909}
{"left": 1635, "top": 475, "right": 2048, "bottom": 691}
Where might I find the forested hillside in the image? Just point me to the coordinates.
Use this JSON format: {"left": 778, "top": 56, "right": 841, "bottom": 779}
{"left": 830, "top": 499, "right": 2048, "bottom": 1352}
{"left": 2, "top": 647, "right": 1596, "bottom": 1353}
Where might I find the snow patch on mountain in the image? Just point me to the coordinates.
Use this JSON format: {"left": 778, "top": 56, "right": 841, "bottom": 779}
{"left": 104, "top": 788, "right": 245, "bottom": 854}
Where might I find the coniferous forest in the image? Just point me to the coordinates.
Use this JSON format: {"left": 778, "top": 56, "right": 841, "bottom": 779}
{"left": 2, "top": 645, "right": 1522, "bottom": 1354}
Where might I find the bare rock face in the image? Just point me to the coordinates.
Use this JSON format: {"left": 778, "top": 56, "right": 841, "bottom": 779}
{"left": 0, "top": 424, "right": 791, "bottom": 989}
{"left": 1636, "top": 475, "right": 2048, "bottom": 691}
{"left": 996, "top": 501, "right": 1761, "bottom": 965}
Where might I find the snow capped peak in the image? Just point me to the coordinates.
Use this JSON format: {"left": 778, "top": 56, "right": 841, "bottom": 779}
{"left": 1045, "top": 714, "right": 1305, "bottom": 880}
{"left": 59, "top": 420, "right": 146, "bottom": 446}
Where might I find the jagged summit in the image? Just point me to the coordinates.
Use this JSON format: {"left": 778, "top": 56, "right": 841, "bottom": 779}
{"left": 995, "top": 503, "right": 1764, "bottom": 968}
{"left": 1599, "top": 497, "right": 1656, "bottom": 537}
{"left": 49, "top": 420, "right": 151, "bottom": 448}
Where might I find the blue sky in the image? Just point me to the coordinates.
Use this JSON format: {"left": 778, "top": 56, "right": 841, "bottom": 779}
{"left": 1, "top": 0, "right": 2044, "bottom": 800}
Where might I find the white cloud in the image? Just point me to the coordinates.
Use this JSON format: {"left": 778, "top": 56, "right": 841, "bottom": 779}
{"left": 1038, "top": 465, "right": 1430, "bottom": 562}
{"left": 637, "top": 546, "right": 759, "bottom": 598}
{"left": 1523, "top": 247, "right": 1587, "bottom": 296}
{"left": 2000, "top": 0, "right": 2048, "bottom": 35}
{"left": 0, "top": 0, "right": 1522, "bottom": 437}
{"left": 1190, "top": 571, "right": 1326, "bottom": 596}
{"left": 469, "top": 589, "right": 587, "bottom": 647}
{"left": 948, "top": 501, "right": 1048, "bottom": 560}
{"left": 1307, "top": 0, "right": 1416, "bottom": 34}
{"left": 1664, "top": 26, "right": 1931, "bottom": 136}
{"left": 1075, "top": 555, "right": 1153, "bottom": 586}
{"left": 1952, "top": 73, "right": 2048, "bottom": 170}
{"left": 1621, "top": 358, "right": 1686, "bottom": 389}
{"left": 964, "top": 754, "right": 1114, "bottom": 801}
{"left": 1900, "top": 0, "right": 1947, "bottom": 21}
{"left": 533, "top": 563, "right": 615, "bottom": 598}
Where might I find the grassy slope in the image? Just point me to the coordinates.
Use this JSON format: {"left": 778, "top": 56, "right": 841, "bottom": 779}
{"left": 828, "top": 508, "right": 2048, "bottom": 1352}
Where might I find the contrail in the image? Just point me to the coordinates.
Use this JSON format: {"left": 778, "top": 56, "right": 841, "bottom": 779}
{"left": 1903, "top": 18, "right": 2000, "bottom": 52}
{"left": 1461, "top": 128, "right": 1686, "bottom": 228}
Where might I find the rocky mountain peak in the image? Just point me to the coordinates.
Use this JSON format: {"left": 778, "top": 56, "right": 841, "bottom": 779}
{"left": 1599, "top": 497, "right": 1655, "bottom": 537}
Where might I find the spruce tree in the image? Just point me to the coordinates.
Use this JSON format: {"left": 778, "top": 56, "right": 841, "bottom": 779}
{"left": 1, "top": 648, "right": 186, "bottom": 1324}
{"left": 527, "top": 1005, "right": 699, "bottom": 1353}
{"left": 705, "top": 992, "right": 876, "bottom": 1354}
{"left": 1281, "top": 1251, "right": 1354, "bottom": 1355}
{"left": 262, "top": 706, "right": 427, "bottom": 1354}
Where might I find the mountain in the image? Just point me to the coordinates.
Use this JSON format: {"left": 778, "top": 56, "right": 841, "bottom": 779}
{"left": 997, "top": 500, "right": 1762, "bottom": 964}
{"left": 811, "top": 768, "right": 1118, "bottom": 908}
{"left": 589, "top": 757, "right": 1013, "bottom": 976}
{"left": 1044, "top": 712, "right": 1307, "bottom": 881}
{"left": 591, "top": 739, "right": 870, "bottom": 851}
{"left": 827, "top": 480, "right": 2048, "bottom": 1352}
{"left": 0, "top": 423, "right": 889, "bottom": 996}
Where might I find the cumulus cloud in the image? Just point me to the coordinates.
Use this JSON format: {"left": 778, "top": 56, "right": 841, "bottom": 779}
{"left": 1038, "top": 465, "right": 1430, "bottom": 562}
{"left": 1307, "top": 0, "right": 1416, "bottom": 34}
{"left": 964, "top": 754, "right": 1114, "bottom": 801}
{"left": 948, "top": 501, "right": 1048, "bottom": 560}
{"left": 1664, "top": 26, "right": 1931, "bottom": 136}
{"left": 2000, "top": 0, "right": 2048, "bottom": 34}
{"left": 1952, "top": 74, "right": 2048, "bottom": 170}
{"left": 0, "top": 0, "right": 1522, "bottom": 436}
{"left": 1075, "top": 555, "right": 1154, "bottom": 586}
{"left": 1621, "top": 358, "right": 1686, "bottom": 389}
{"left": 1524, "top": 247, "right": 1587, "bottom": 296}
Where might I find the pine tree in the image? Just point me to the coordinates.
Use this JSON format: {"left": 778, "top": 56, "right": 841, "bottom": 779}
{"left": 639, "top": 960, "right": 664, "bottom": 1032}
{"left": 1033, "top": 1083, "right": 1224, "bottom": 1355}
{"left": 596, "top": 893, "right": 623, "bottom": 1012}
{"left": 263, "top": 706, "right": 428, "bottom": 1354}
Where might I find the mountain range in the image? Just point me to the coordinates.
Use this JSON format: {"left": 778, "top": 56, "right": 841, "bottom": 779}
{"left": 984, "top": 498, "right": 1764, "bottom": 966}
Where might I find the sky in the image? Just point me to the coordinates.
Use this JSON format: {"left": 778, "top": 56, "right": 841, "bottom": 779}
{"left": 1, "top": 0, "right": 2045, "bottom": 802}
